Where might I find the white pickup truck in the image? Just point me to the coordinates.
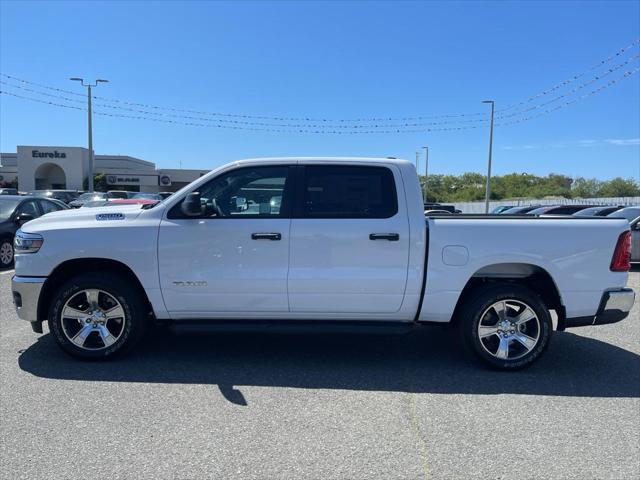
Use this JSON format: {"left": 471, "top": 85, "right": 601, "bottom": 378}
{"left": 11, "top": 157, "right": 635, "bottom": 369}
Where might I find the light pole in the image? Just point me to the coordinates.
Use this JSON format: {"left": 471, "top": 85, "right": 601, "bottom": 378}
{"left": 482, "top": 100, "right": 495, "bottom": 214}
{"left": 70, "top": 77, "right": 109, "bottom": 192}
{"left": 422, "top": 145, "right": 429, "bottom": 201}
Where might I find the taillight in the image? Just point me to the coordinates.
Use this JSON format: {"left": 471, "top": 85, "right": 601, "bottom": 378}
{"left": 610, "top": 231, "right": 632, "bottom": 272}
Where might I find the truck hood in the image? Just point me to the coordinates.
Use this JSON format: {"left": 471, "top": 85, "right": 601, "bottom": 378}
{"left": 20, "top": 204, "right": 149, "bottom": 233}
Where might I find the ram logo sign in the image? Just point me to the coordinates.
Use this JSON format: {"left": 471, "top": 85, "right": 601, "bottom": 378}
{"left": 107, "top": 175, "right": 141, "bottom": 185}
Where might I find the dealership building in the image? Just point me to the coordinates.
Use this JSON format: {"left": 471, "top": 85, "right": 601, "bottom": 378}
{"left": 0, "top": 145, "right": 210, "bottom": 192}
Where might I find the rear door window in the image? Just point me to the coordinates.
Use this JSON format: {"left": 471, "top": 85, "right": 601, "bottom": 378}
{"left": 301, "top": 165, "right": 398, "bottom": 218}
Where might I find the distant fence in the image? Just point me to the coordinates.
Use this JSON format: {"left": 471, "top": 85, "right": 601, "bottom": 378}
{"left": 453, "top": 197, "right": 640, "bottom": 214}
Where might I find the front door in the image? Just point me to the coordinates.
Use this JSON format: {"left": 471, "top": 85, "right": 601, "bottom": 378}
{"left": 288, "top": 164, "right": 410, "bottom": 314}
{"left": 158, "top": 165, "right": 293, "bottom": 317}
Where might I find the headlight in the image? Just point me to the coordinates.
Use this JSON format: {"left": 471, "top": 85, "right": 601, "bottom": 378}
{"left": 14, "top": 231, "right": 44, "bottom": 254}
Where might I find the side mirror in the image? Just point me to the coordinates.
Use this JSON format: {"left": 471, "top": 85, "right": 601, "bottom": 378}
{"left": 16, "top": 213, "right": 35, "bottom": 225}
{"left": 181, "top": 192, "right": 203, "bottom": 217}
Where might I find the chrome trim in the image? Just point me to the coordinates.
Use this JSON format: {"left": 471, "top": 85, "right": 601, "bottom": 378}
{"left": 11, "top": 276, "right": 46, "bottom": 323}
{"left": 602, "top": 289, "right": 635, "bottom": 314}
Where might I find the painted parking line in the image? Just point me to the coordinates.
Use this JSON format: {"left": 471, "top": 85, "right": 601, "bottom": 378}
{"left": 0, "top": 269, "right": 15, "bottom": 275}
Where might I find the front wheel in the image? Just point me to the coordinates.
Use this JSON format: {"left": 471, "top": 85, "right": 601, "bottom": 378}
{"left": 0, "top": 237, "right": 14, "bottom": 268}
{"left": 457, "top": 283, "right": 552, "bottom": 370}
{"left": 48, "top": 272, "right": 147, "bottom": 360}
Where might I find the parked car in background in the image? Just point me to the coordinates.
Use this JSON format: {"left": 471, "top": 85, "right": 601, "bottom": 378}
{"left": 0, "top": 188, "right": 19, "bottom": 195}
{"left": 106, "top": 190, "right": 131, "bottom": 199}
{"left": 527, "top": 205, "right": 595, "bottom": 216}
{"left": 608, "top": 206, "right": 640, "bottom": 222}
{"left": 68, "top": 192, "right": 109, "bottom": 208}
{"left": 491, "top": 205, "right": 516, "bottom": 214}
{"left": 80, "top": 198, "right": 160, "bottom": 208}
{"left": 80, "top": 200, "right": 112, "bottom": 208}
{"left": 130, "top": 193, "right": 162, "bottom": 201}
{"left": 630, "top": 216, "right": 640, "bottom": 263}
{"left": 424, "top": 209, "right": 453, "bottom": 215}
{"left": 573, "top": 206, "right": 624, "bottom": 217}
{"left": 28, "top": 190, "right": 80, "bottom": 204}
{"left": 499, "top": 205, "right": 542, "bottom": 215}
{"left": 423, "top": 202, "right": 460, "bottom": 213}
{"left": 0, "top": 195, "right": 68, "bottom": 267}
{"left": 158, "top": 192, "right": 173, "bottom": 200}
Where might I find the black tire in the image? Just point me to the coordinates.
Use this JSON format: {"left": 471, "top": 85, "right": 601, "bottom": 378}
{"left": 457, "top": 283, "right": 552, "bottom": 370}
{"left": 0, "top": 236, "right": 14, "bottom": 268}
{"left": 48, "top": 272, "right": 147, "bottom": 360}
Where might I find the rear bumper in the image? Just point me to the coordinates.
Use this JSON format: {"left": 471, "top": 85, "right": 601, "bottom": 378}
{"left": 564, "top": 288, "right": 635, "bottom": 328}
{"left": 11, "top": 275, "right": 46, "bottom": 323}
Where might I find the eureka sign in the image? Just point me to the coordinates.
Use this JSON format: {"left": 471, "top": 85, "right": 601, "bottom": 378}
{"left": 32, "top": 150, "right": 67, "bottom": 159}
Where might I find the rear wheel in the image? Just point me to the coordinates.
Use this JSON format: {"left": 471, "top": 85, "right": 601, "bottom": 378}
{"left": 48, "top": 272, "right": 147, "bottom": 360}
{"left": 457, "top": 284, "right": 552, "bottom": 370}
{"left": 0, "top": 237, "right": 14, "bottom": 268}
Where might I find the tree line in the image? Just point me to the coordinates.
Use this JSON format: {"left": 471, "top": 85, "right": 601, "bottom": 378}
{"left": 420, "top": 172, "right": 640, "bottom": 203}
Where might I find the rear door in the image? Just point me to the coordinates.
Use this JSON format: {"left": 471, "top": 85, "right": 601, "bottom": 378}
{"left": 288, "top": 164, "right": 410, "bottom": 314}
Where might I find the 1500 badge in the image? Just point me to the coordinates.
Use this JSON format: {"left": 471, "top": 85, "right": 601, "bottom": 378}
{"left": 172, "top": 281, "right": 208, "bottom": 287}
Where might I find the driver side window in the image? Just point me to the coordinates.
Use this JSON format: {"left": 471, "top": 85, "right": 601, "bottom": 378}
{"left": 173, "top": 166, "right": 291, "bottom": 219}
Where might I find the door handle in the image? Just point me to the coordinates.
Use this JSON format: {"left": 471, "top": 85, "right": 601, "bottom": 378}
{"left": 369, "top": 233, "right": 400, "bottom": 241}
{"left": 251, "top": 232, "right": 282, "bottom": 241}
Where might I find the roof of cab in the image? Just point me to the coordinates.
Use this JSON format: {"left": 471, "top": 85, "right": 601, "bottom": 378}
{"left": 233, "top": 157, "right": 414, "bottom": 166}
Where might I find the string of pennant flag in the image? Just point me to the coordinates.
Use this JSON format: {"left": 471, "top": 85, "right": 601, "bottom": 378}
{"left": 0, "top": 38, "right": 638, "bottom": 134}
{"left": 3, "top": 65, "right": 638, "bottom": 134}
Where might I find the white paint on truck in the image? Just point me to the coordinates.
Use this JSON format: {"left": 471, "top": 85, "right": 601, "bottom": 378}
{"left": 11, "top": 157, "right": 635, "bottom": 368}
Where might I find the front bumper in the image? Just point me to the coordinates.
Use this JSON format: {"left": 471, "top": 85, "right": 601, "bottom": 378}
{"left": 564, "top": 288, "right": 635, "bottom": 328}
{"left": 11, "top": 276, "right": 46, "bottom": 323}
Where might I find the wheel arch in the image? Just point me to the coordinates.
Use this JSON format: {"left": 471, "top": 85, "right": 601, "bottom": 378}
{"left": 450, "top": 262, "right": 564, "bottom": 328}
{"left": 38, "top": 258, "right": 154, "bottom": 323}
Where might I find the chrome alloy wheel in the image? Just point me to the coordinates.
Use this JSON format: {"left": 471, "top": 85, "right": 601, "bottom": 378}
{"left": 60, "top": 289, "right": 126, "bottom": 350}
{"left": 0, "top": 241, "right": 13, "bottom": 266}
{"left": 477, "top": 299, "right": 541, "bottom": 360}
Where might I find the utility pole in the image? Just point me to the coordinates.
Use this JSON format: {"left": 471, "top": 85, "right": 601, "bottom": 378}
{"left": 415, "top": 151, "right": 422, "bottom": 200}
{"left": 482, "top": 100, "right": 495, "bottom": 214}
{"left": 70, "top": 77, "right": 109, "bottom": 192}
{"left": 422, "top": 145, "right": 429, "bottom": 201}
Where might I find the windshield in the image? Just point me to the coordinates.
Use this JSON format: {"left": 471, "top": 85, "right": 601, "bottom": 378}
{"left": 608, "top": 208, "right": 640, "bottom": 222}
{"left": 574, "top": 206, "right": 613, "bottom": 216}
{"left": 0, "top": 198, "right": 21, "bottom": 220}
{"left": 77, "top": 192, "right": 107, "bottom": 201}
{"left": 526, "top": 207, "right": 553, "bottom": 215}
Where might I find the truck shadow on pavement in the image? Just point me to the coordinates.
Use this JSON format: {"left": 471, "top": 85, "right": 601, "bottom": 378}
{"left": 18, "top": 326, "right": 640, "bottom": 405}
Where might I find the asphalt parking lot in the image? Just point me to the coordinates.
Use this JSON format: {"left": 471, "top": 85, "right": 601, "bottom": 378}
{"left": 0, "top": 268, "right": 638, "bottom": 480}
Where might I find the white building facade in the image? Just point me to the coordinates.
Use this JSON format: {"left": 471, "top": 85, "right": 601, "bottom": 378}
{"left": 0, "top": 145, "right": 209, "bottom": 192}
